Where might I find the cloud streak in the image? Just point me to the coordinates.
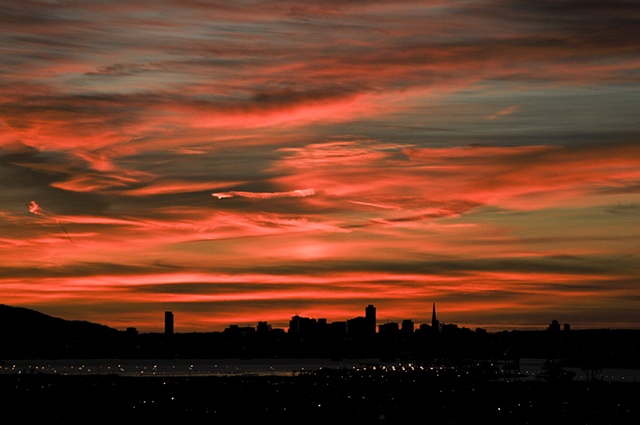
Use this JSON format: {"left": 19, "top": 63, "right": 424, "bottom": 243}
{"left": 26, "top": 200, "right": 73, "bottom": 243}
{"left": 212, "top": 189, "right": 316, "bottom": 200}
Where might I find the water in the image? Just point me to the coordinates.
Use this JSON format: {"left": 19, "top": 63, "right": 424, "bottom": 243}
{"left": 516, "top": 358, "right": 640, "bottom": 383}
{"left": 1, "top": 358, "right": 639, "bottom": 382}
{"left": 0, "top": 358, "right": 371, "bottom": 377}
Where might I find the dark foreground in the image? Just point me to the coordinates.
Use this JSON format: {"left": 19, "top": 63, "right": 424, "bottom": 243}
{"left": 1, "top": 369, "right": 638, "bottom": 424}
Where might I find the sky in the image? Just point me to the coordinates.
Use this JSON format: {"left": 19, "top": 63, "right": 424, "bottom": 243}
{"left": 1, "top": 0, "right": 639, "bottom": 333}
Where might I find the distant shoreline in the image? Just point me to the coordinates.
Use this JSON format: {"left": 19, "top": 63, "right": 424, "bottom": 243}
{"left": 2, "top": 357, "right": 640, "bottom": 382}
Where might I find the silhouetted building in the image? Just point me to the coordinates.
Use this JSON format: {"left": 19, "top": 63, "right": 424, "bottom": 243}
{"left": 401, "top": 319, "right": 414, "bottom": 337}
{"left": 431, "top": 303, "right": 440, "bottom": 332}
{"left": 366, "top": 304, "right": 376, "bottom": 335}
{"left": 344, "top": 305, "right": 378, "bottom": 338}
{"left": 379, "top": 322, "right": 399, "bottom": 338}
{"left": 328, "top": 321, "right": 347, "bottom": 338}
{"left": 256, "top": 321, "right": 271, "bottom": 334}
{"left": 548, "top": 319, "right": 561, "bottom": 333}
{"left": 165, "top": 311, "right": 174, "bottom": 336}
{"left": 224, "top": 324, "right": 255, "bottom": 337}
{"left": 289, "top": 315, "right": 318, "bottom": 337}
{"left": 441, "top": 323, "right": 459, "bottom": 334}
{"left": 347, "top": 316, "right": 369, "bottom": 337}
{"left": 418, "top": 323, "right": 432, "bottom": 333}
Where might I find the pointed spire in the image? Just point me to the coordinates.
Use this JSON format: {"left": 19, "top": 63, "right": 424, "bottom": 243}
{"left": 431, "top": 302, "right": 439, "bottom": 332}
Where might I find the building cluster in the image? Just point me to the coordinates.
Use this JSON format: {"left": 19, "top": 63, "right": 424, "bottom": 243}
{"left": 163, "top": 303, "right": 447, "bottom": 339}
{"left": 7, "top": 304, "right": 636, "bottom": 366}
{"left": 142, "top": 304, "right": 587, "bottom": 362}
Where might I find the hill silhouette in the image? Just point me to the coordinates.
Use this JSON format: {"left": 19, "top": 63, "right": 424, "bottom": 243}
{"left": 0, "top": 304, "right": 122, "bottom": 359}
{"left": 1, "top": 304, "right": 638, "bottom": 368}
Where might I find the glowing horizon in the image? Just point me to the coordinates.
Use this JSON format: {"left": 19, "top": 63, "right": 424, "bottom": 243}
{"left": 1, "top": 1, "right": 639, "bottom": 332}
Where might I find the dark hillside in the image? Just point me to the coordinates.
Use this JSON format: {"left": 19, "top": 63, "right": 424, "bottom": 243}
{"left": 0, "top": 304, "right": 123, "bottom": 359}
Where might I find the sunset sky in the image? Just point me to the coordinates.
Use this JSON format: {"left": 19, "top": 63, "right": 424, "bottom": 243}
{"left": 1, "top": 1, "right": 639, "bottom": 333}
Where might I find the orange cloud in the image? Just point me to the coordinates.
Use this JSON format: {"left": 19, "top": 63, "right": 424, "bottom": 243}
{"left": 212, "top": 188, "right": 315, "bottom": 200}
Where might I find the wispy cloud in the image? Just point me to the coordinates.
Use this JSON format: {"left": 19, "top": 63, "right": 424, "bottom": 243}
{"left": 212, "top": 189, "right": 316, "bottom": 200}
{"left": 487, "top": 105, "right": 519, "bottom": 120}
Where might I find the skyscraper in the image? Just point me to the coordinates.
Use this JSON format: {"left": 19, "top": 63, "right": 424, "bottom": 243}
{"left": 165, "top": 311, "right": 174, "bottom": 336}
{"left": 366, "top": 304, "right": 376, "bottom": 335}
{"left": 431, "top": 303, "right": 439, "bottom": 332}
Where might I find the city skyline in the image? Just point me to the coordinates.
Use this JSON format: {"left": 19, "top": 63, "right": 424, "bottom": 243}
{"left": 132, "top": 303, "right": 572, "bottom": 335}
{"left": 1, "top": 1, "right": 639, "bottom": 333}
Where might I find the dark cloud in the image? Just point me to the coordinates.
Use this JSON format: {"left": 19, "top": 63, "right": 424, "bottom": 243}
{"left": 605, "top": 203, "right": 640, "bottom": 214}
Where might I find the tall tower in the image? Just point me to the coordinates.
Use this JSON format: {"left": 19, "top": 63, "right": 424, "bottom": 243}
{"left": 366, "top": 304, "right": 376, "bottom": 335}
{"left": 165, "top": 311, "right": 174, "bottom": 336}
{"left": 431, "top": 303, "right": 439, "bottom": 332}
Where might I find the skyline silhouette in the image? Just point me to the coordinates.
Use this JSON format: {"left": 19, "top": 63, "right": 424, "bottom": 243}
{"left": 2, "top": 303, "right": 638, "bottom": 369}
{"left": 3, "top": 301, "right": 637, "bottom": 337}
